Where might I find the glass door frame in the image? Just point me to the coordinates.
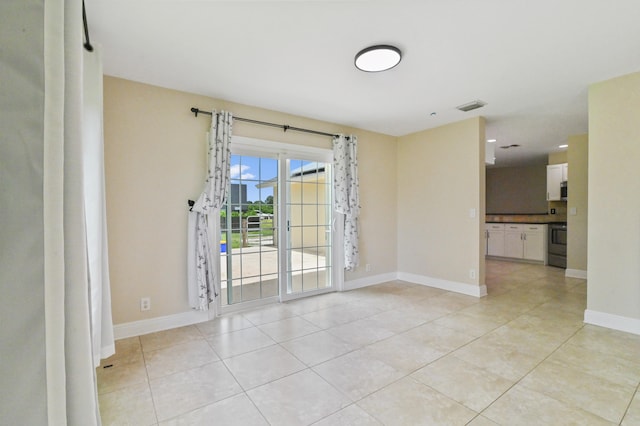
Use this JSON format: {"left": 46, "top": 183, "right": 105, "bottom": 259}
{"left": 278, "top": 153, "right": 338, "bottom": 302}
{"left": 228, "top": 136, "right": 343, "bottom": 305}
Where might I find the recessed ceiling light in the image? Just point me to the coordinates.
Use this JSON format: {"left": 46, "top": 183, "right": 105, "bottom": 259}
{"left": 559, "top": 144, "right": 568, "bottom": 148}
{"left": 487, "top": 139, "right": 497, "bottom": 143}
{"left": 355, "top": 45, "right": 402, "bottom": 72}
{"left": 456, "top": 100, "right": 487, "bottom": 112}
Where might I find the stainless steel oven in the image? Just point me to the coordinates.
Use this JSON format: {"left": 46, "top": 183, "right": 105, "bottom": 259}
{"left": 548, "top": 223, "right": 567, "bottom": 268}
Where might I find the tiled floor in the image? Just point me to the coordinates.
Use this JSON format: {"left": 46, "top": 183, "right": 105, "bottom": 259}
{"left": 97, "top": 260, "right": 640, "bottom": 425}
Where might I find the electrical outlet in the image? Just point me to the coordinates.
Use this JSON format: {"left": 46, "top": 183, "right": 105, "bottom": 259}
{"left": 469, "top": 269, "right": 476, "bottom": 279}
{"left": 140, "top": 297, "right": 151, "bottom": 311}
{"left": 365, "top": 263, "right": 371, "bottom": 272}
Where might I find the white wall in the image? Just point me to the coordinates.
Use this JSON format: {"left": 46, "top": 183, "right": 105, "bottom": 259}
{"left": 587, "top": 71, "right": 640, "bottom": 334}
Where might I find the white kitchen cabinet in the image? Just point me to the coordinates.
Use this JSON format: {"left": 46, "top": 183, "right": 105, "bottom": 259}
{"left": 485, "top": 223, "right": 505, "bottom": 256}
{"left": 504, "top": 224, "right": 524, "bottom": 258}
{"left": 562, "top": 163, "right": 568, "bottom": 182}
{"left": 547, "top": 164, "right": 563, "bottom": 201}
{"left": 486, "top": 223, "right": 547, "bottom": 263}
{"left": 522, "top": 224, "right": 546, "bottom": 261}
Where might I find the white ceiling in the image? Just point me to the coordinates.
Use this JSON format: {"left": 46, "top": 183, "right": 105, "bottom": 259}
{"left": 86, "top": 0, "right": 640, "bottom": 167}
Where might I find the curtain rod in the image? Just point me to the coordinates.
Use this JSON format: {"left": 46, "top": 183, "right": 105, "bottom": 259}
{"left": 83, "top": 0, "right": 94, "bottom": 52}
{"left": 190, "top": 107, "right": 345, "bottom": 139}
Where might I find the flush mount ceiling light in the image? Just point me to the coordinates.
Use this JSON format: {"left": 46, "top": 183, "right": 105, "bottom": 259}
{"left": 559, "top": 144, "right": 568, "bottom": 148}
{"left": 355, "top": 45, "right": 402, "bottom": 72}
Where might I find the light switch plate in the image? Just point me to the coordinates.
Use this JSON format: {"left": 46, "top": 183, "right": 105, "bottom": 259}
{"left": 569, "top": 207, "right": 577, "bottom": 216}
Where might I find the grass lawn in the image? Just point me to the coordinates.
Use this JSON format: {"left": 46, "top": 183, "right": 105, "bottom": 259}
{"left": 222, "top": 219, "right": 274, "bottom": 249}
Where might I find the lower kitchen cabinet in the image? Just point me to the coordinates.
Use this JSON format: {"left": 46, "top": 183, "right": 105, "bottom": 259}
{"left": 486, "top": 223, "right": 505, "bottom": 256}
{"left": 522, "top": 224, "right": 546, "bottom": 261}
{"left": 504, "top": 224, "right": 524, "bottom": 258}
{"left": 485, "top": 223, "right": 547, "bottom": 263}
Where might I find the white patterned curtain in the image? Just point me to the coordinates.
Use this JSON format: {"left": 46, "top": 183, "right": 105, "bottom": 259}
{"left": 333, "top": 134, "right": 360, "bottom": 271}
{"left": 187, "top": 111, "right": 232, "bottom": 313}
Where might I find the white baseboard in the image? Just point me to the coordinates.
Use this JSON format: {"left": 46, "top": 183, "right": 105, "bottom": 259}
{"left": 344, "top": 272, "right": 399, "bottom": 291}
{"left": 397, "top": 272, "right": 487, "bottom": 298}
{"left": 115, "top": 271, "right": 486, "bottom": 339}
{"left": 584, "top": 309, "right": 640, "bottom": 336}
{"left": 565, "top": 269, "right": 587, "bottom": 279}
{"left": 114, "top": 310, "right": 210, "bottom": 340}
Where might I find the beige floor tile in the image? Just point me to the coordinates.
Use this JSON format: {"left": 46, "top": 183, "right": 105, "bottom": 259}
{"left": 285, "top": 294, "right": 347, "bottom": 315}
{"left": 362, "top": 334, "right": 445, "bottom": 374}
{"left": 96, "top": 261, "right": 640, "bottom": 425}
{"left": 144, "top": 340, "right": 219, "bottom": 379}
{"left": 158, "top": 393, "right": 268, "bottom": 426}
{"left": 140, "top": 325, "right": 204, "bottom": 352}
{"left": 301, "top": 302, "right": 382, "bottom": 329}
{"left": 104, "top": 336, "right": 142, "bottom": 361}
{"left": 206, "top": 326, "right": 275, "bottom": 359}
{"left": 453, "top": 337, "right": 542, "bottom": 381}
{"left": 281, "top": 330, "right": 358, "bottom": 366}
{"left": 466, "top": 415, "right": 500, "bottom": 426}
{"left": 96, "top": 351, "right": 148, "bottom": 394}
{"left": 150, "top": 361, "right": 242, "bottom": 421}
{"left": 257, "top": 316, "right": 321, "bottom": 342}
{"left": 326, "top": 318, "right": 395, "bottom": 347}
{"left": 566, "top": 325, "right": 640, "bottom": 364}
{"left": 396, "top": 283, "right": 448, "bottom": 299}
{"left": 483, "top": 384, "right": 614, "bottom": 425}
{"left": 195, "top": 314, "right": 254, "bottom": 336}
{"left": 223, "top": 344, "right": 306, "bottom": 390}
{"left": 432, "top": 311, "right": 504, "bottom": 337}
{"left": 519, "top": 358, "right": 635, "bottom": 423}
{"left": 242, "top": 304, "right": 297, "bottom": 326}
{"left": 401, "top": 322, "right": 477, "bottom": 353}
{"left": 313, "top": 349, "right": 405, "bottom": 401}
{"left": 430, "top": 291, "right": 481, "bottom": 309}
{"left": 364, "top": 307, "right": 433, "bottom": 334}
{"left": 358, "top": 376, "right": 477, "bottom": 426}
{"left": 411, "top": 355, "right": 514, "bottom": 412}
{"left": 549, "top": 341, "right": 640, "bottom": 388}
{"left": 313, "top": 404, "right": 382, "bottom": 426}
{"left": 247, "top": 369, "right": 348, "bottom": 425}
{"left": 622, "top": 390, "right": 640, "bottom": 426}
{"left": 99, "top": 382, "right": 157, "bottom": 426}
{"left": 480, "top": 325, "right": 567, "bottom": 359}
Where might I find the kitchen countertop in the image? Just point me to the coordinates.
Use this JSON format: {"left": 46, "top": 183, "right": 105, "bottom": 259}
{"left": 486, "top": 214, "right": 567, "bottom": 224}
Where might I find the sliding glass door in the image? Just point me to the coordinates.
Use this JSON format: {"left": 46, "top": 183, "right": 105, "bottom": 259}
{"left": 281, "top": 159, "right": 333, "bottom": 301}
{"left": 220, "top": 138, "right": 337, "bottom": 307}
{"left": 220, "top": 154, "right": 278, "bottom": 306}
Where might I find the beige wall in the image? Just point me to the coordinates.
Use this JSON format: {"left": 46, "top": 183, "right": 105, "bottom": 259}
{"left": 396, "top": 117, "right": 485, "bottom": 288}
{"left": 548, "top": 151, "right": 568, "bottom": 165}
{"left": 567, "top": 134, "right": 588, "bottom": 272}
{"left": 486, "top": 166, "right": 547, "bottom": 214}
{"left": 588, "top": 71, "right": 640, "bottom": 321}
{"left": 104, "top": 76, "right": 397, "bottom": 324}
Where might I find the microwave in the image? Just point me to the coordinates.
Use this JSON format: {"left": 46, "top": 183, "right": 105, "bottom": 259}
{"left": 560, "top": 181, "right": 568, "bottom": 200}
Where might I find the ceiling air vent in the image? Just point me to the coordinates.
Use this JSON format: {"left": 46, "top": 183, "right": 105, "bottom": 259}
{"left": 456, "top": 100, "right": 487, "bottom": 112}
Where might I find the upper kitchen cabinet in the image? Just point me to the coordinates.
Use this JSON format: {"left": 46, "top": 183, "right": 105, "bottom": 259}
{"left": 547, "top": 163, "right": 567, "bottom": 201}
